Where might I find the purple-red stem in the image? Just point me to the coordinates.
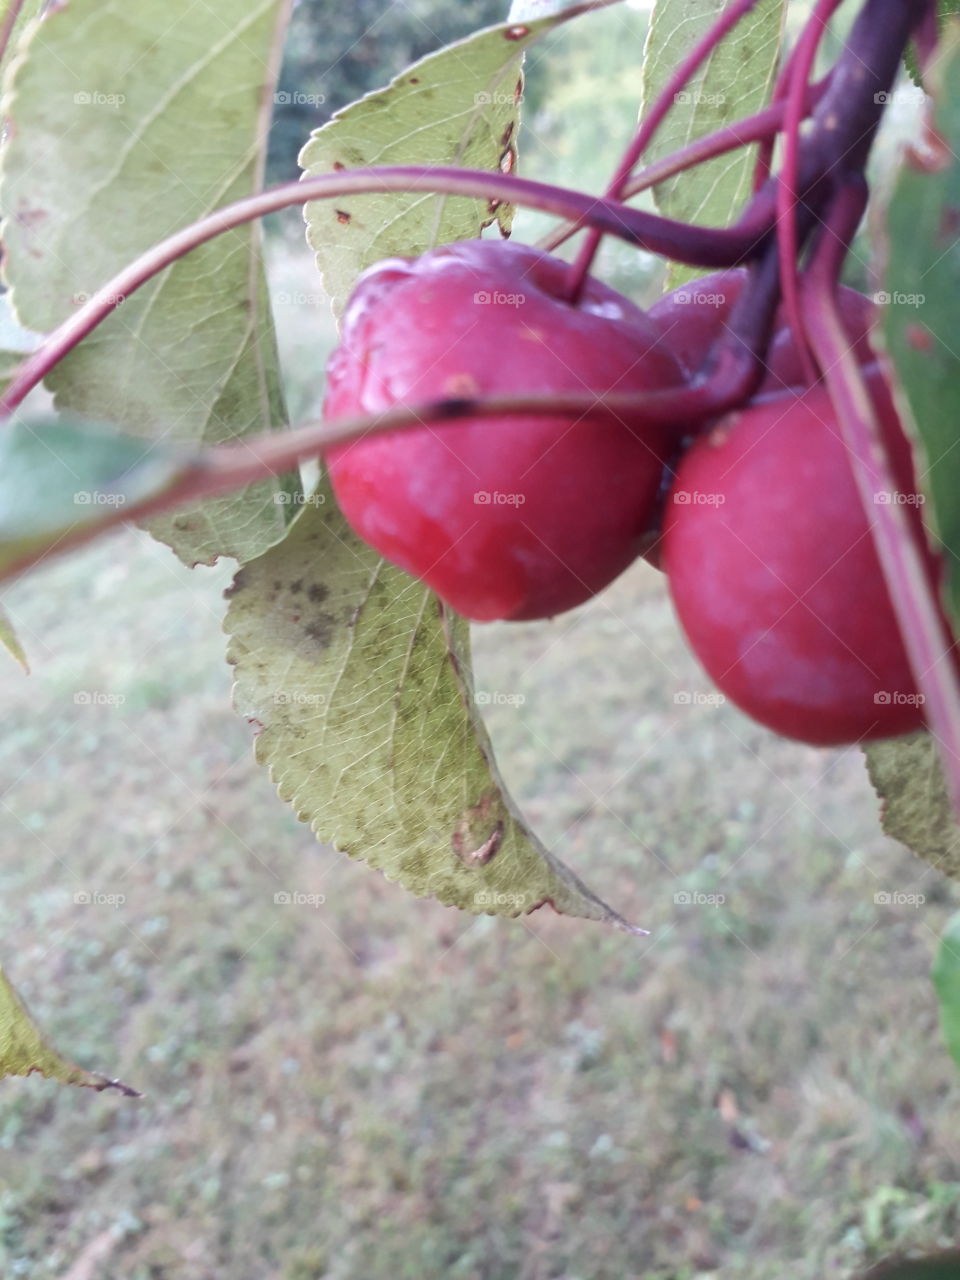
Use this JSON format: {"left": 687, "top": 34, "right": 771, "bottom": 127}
{"left": 777, "top": 0, "right": 842, "bottom": 389}
{"left": 565, "top": 0, "right": 761, "bottom": 303}
{"left": 1, "top": 377, "right": 750, "bottom": 584}
{"left": 0, "top": 165, "right": 779, "bottom": 418}
{"left": 538, "top": 80, "right": 827, "bottom": 257}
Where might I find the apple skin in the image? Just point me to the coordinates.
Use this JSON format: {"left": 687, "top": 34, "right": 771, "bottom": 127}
{"left": 323, "top": 238, "right": 686, "bottom": 622}
{"left": 649, "top": 269, "right": 877, "bottom": 392}
{"left": 661, "top": 366, "right": 941, "bottom": 746}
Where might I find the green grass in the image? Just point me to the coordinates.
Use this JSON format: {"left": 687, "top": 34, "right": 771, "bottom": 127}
{"left": 1, "top": 521, "right": 958, "bottom": 1279}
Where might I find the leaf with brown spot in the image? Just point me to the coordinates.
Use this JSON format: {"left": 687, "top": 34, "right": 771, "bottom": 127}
{"left": 299, "top": 0, "right": 623, "bottom": 318}
{"left": 225, "top": 486, "right": 642, "bottom": 929}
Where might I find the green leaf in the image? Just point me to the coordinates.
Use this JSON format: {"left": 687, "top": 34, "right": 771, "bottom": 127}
{"left": 0, "top": 964, "right": 139, "bottom": 1093}
{"left": 0, "top": 0, "right": 296, "bottom": 568}
{"left": 933, "top": 912, "right": 960, "bottom": 1071}
{"left": 225, "top": 490, "right": 639, "bottom": 930}
{"left": 0, "top": 415, "right": 194, "bottom": 579}
{"left": 880, "top": 22, "right": 960, "bottom": 632}
{"left": 856, "top": 1250, "right": 960, "bottom": 1279}
{"left": 642, "top": 0, "right": 786, "bottom": 287}
{"left": 863, "top": 734, "right": 960, "bottom": 879}
{"left": 299, "top": 1, "right": 619, "bottom": 318}
{"left": 0, "top": 601, "right": 28, "bottom": 671}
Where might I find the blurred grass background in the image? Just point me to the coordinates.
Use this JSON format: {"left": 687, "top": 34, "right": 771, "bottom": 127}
{"left": 2, "top": 3, "right": 959, "bottom": 1278}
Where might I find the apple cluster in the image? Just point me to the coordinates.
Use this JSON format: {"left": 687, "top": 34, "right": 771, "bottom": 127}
{"left": 323, "top": 238, "right": 944, "bottom": 748}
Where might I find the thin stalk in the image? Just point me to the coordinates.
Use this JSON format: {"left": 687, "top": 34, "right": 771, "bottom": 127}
{"left": 777, "top": 0, "right": 843, "bottom": 388}
{"left": 565, "top": 0, "right": 761, "bottom": 302}
{"left": 1, "top": 377, "right": 757, "bottom": 584}
{"left": 0, "top": 164, "right": 778, "bottom": 417}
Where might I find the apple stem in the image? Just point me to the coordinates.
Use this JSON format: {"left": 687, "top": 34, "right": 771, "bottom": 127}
{"left": 0, "top": 165, "right": 783, "bottom": 420}
{"left": 535, "top": 85, "right": 826, "bottom": 257}
{"left": 1, "top": 377, "right": 777, "bottom": 584}
{"left": 776, "top": 0, "right": 844, "bottom": 390}
{"left": 564, "top": 0, "right": 762, "bottom": 305}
